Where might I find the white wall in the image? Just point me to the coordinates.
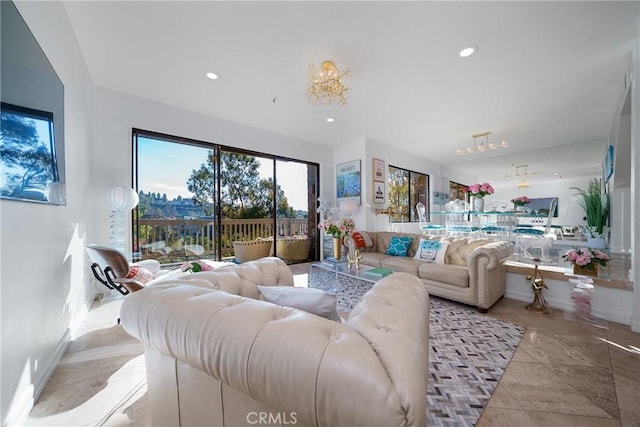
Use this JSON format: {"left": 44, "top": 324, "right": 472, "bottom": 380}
{"left": 91, "top": 87, "right": 335, "bottom": 249}
{"left": 630, "top": 40, "right": 640, "bottom": 333}
{"left": 0, "top": 2, "right": 94, "bottom": 425}
{"left": 331, "top": 138, "right": 366, "bottom": 230}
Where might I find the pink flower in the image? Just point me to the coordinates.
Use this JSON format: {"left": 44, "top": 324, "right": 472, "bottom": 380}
{"left": 575, "top": 254, "right": 591, "bottom": 266}
{"left": 562, "top": 247, "right": 609, "bottom": 269}
{"left": 487, "top": 186, "right": 495, "bottom": 194}
{"left": 181, "top": 260, "right": 213, "bottom": 272}
{"left": 469, "top": 184, "right": 480, "bottom": 194}
{"left": 564, "top": 250, "right": 578, "bottom": 261}
{"left": 593, "top": 250, "right": 609, "bottom": 260}
{"left": 479, "top": 184, "right": 488, "bottom": 192}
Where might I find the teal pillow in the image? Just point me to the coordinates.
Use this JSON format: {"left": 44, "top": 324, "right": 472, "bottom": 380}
{"left": 385, "top": 236, "right": 413, "bottom": 257}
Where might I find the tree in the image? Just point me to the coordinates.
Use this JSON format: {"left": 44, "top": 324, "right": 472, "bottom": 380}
{"left": 187, "top": 155, "right": 216, "bottom": 216}
{"left": 0, "top": 112, "right": 55, "bottom": 197}
{"left": 388, "top": 167, "right": 409, "bottom": 222}
{"left": 187, "top": 151, "right": 290, "bottom": 219}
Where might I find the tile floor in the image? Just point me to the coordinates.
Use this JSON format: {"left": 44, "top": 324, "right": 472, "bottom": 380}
{"left": 25, "top": 263, "right": 640, "bottom": 427}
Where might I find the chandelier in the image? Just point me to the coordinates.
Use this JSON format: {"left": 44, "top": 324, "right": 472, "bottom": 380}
{"left": 506, "top": 163, "right": 540, "bottom": 178}
{"left": 508, "top": 164, "right": 540, "bottom": 189}
{"left": 306, "top": 60, "right": 350, "bottom": 106}
{"left": 456, "top": 132, "right": 510, "bottom": 155}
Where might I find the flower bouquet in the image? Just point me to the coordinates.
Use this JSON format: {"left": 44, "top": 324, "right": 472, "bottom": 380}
{"left": 181, "top": 260, "right": 214, "bottom": 273}
{"left": 561, "top": 247, "right": 610, "bottom": 276}
{"left": 510, "top": 196, "right": 530, "bottom": 207}
{"left": 317, "top": 216, "right": 355, "bottom": 238}
{"left": 464, "top": 182, "right": 494, "bottom": 198}
{"left": 318, "top": 216, "right": 355, "bottom": 260}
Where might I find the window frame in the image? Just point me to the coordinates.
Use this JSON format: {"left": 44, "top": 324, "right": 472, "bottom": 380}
{"left": 387, "top": 164, "right": 429, "bottom": 223}
{"left": 0, "top": 101, "right": 59, "bottom": 203}
{"left": 131, "top": 128, "right": 320, "bottom": 262}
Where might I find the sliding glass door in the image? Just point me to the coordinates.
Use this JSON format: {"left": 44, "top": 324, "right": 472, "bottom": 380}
{"left": 133, "top": 129, "right": 319, "bottom": 264}
{"left": 133, "top": 134, "right": 218, "bottom": 262}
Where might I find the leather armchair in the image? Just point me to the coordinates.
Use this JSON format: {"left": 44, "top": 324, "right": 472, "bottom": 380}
{"left": 120, "top": 258, "right": 429, "bottom": 426}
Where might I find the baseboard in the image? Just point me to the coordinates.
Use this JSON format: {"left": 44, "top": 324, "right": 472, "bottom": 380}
{"left": 3, "top": 383, "right": 34, "bottom": 427}
{"left": 6, "top": 300, "right": 90, "bottom": 427}
{"left": 3, "top": 329, "right": 70, "bottom": 427}
{"left": 505, "top": 288, "right": 574, "bottom": 312}
{"left": 34, "top": 328, "right": 71, "bottom": 401}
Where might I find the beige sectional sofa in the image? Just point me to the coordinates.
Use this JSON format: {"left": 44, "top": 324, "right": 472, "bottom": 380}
{"left": 345, "top": 231, "right": 513, "bottom": 312}
{"left": 120, "top": 257, "right": 430, "bottom": 427}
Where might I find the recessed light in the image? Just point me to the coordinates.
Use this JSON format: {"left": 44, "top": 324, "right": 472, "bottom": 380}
{"left": 326, "top": 117, "right": 335, "bottom": 123}
{"left": 206, "top": 72, "right": 219, "bottom": 80}
{"left": 459, "top": 45, "right": 477, "bottom": 58}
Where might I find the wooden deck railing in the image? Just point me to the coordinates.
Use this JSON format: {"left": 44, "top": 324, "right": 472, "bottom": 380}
{"left": 135, "top": 218, "right": 312, "bottom": 262}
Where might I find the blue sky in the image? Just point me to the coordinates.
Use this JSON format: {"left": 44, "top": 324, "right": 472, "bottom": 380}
{"left": 137, "top": 137, "right": 309, "bottom": 211}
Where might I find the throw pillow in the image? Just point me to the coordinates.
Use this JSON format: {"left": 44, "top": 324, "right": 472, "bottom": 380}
{"left": 413, "top": 238, "right": 449, "bottom": 264}
{"left": 351, "top": 231, "right": 374, "bottom": 248}
{"left": 132, "top": 259, "right": 161, "bottom": 274}
{"left": 385, "top": 236, "right": 413, "bottom": 257}
{"left": 257, "top": 286, "right": 341, "bottom": 322}
{"left": 125, "top": 265, "right": 154, "bottom": 284}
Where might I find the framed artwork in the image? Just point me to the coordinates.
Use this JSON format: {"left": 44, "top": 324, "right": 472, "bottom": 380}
{"left": 372, "top": 158, "right": 385, "bottom": 181}
{"left": 373, "top": 181, "right": 385, "bottom": 204}
{"left": 336, "top": 159, "right": 361, "bottom": 205}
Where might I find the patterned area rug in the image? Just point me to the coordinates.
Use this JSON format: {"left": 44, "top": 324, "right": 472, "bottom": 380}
{"left": 427, "top": 297, "right": 525, "bottom": 426}
{"left": 306, "top": 271, "right": 525, "bottom": 426}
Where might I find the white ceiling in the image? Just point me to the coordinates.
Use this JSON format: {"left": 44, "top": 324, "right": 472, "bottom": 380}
{"left": 63, "top": 1, "right": 639, "bottom": 174}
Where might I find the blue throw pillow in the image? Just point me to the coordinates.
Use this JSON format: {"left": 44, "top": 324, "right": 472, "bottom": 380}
{"left": 385, "top": 236, "right": 413, "bottom": 257}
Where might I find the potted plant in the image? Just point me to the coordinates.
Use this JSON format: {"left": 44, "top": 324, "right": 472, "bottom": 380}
{"left": 317, "top": 217, "right": 355, "bottom": 259}
{"left": 562, "top": 247, "right": 610, "bottom": 277}
{"left": 571, "top": 178, "right": 609, "bottom": 248}
{"left": 463, "top": 182, "right": 494, "bottom": 212}
{"left": 510, "top": 196, "right": 530, "bottom": 211}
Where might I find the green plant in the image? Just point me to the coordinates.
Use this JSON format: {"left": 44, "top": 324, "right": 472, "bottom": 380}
{"left": 571, "top": 178, "right": 609, "bottom": 238}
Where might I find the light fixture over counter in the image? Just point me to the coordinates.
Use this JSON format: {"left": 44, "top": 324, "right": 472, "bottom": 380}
{"left": 508, "top": 164, "right": 540, "bottom": 189}
{"left": 456, "top": 132, "right": 509, "bottom": 156}
{"left": 306, "top": 60, "right": 350, "bottom": 107}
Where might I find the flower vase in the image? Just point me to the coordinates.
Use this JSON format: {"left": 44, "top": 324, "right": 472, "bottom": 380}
{"left": 333, "top": 237, "right": 342, "bottom": 260}
{"left": 473, "top": 197, "right": 485, "bottom": 212}
{"left": 587, "top": 237, "right": 607, "bottom": 249}
{"left": 573, "top": 264, "right": 597, "bottom": 277}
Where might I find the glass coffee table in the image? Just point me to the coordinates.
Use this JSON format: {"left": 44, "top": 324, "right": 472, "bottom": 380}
{"left": 308, "top": 262, "right": 381, "bottom": 311}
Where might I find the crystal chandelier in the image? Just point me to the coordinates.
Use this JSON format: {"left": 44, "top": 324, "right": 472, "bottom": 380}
{"left": 456, "top": 132, "right": 510, "bottom": 155}
{"left": 306, "top": 60, "right": 350, "bottom": 106}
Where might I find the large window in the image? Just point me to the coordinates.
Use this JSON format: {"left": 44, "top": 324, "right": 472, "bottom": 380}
{"left": 132, "top": 129, "right": 319, "bottom": 264}
{"left": 388, "top": 165, "right": 429, "bottom": 222}
{"left": 449, "top": 181, "right": 467, "bottom": 201}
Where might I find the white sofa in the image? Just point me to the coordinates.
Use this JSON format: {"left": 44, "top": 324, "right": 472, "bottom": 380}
{"left": 345, "top": 231, "right": 513, "bottom": 312}
{"left": 120, "top": 257, "right": 430, "bottom": 426}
